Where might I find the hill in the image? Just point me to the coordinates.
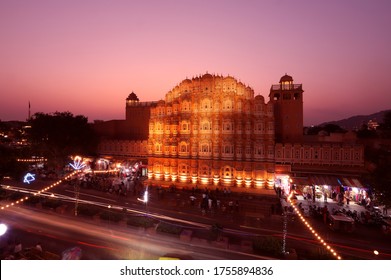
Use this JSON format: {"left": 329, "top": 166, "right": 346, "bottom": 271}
{"left": 318, "top": 110, "right": 391, "bottom": 131}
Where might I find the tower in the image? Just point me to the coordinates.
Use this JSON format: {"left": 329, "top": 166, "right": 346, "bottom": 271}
{"left": 125, "top": 92, "right": 157, "bottom": 140}
{"left": 269, "top": 74, "right": 304, "bottom": 143}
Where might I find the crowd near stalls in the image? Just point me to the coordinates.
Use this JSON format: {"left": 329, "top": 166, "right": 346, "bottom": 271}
{"left": 299, "top": 183, "right": 371, "bottom": 208}
{"left": 278, "top": 178, "right": 391, "bottom": 235}
{"left": 66, "top": 158, "right": 147, "bottom": 197}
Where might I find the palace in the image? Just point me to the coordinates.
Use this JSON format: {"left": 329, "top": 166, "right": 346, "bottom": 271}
{"left": 147, "top": 74, "right": 275, "bottom": 188}
{"left": 95, "top": 73, "right": 365, "bottom": 191}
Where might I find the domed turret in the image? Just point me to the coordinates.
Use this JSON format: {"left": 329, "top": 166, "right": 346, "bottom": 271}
{"left": 279, "top": 74, "right": 293, "bottom": 83}
{"left": 126, "top": 92, "right": 139, "bottom": 102}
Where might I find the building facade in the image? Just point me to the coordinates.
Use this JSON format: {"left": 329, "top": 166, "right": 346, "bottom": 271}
{"left": 147, "top": 74, "right": 275, "bottom": 188}
{"left": 96, "top": 73, "right": 366, "bottom": 191}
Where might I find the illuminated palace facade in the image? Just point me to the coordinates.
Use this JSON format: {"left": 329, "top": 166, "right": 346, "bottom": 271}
{"left": 96, "top": 73, "right": 365, "bottom": 190}
{"left": 147, "top": 74, "right": 276, "bottom": 188}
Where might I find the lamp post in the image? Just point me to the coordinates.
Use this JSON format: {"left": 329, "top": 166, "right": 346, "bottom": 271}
{"left": 74, "top": 181, "right": 80, "bottom": 216}
{"left": 282, "top": 207, "right": 288, "bottom": 255}
{"left": 137, "top": 186, "right": 149, "bottom": 214}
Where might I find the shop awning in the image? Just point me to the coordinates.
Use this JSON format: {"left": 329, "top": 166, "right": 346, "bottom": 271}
{"left": 341, "top": 177, "right": 364, "bottom": 188}
{"left": 292, "top": 177, "right": 311, "bottom": 186}
{"left": 309, "top": 175, "right": 341, "bottom": 186}
{"left": 292, "top": 175, "right": 365, "bottom": 188}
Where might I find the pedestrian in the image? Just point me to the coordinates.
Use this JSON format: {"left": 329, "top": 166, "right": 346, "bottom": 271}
{"left": 323, "top": 191, "right": 327, "bottom": 202}
{"left": 14, "top": 240, "right": 22, "bottom": 258}
{"left": 35, "top": 243, "right": 43, "bottom": 253}
{"left": 383, "top": 206, "right": 388, "bottom": 215}
{"left": 190, "top": 196, "right": 196, "bottom": 206}
{"left": 323, "top": 206, "right": 328, "bottom": 224}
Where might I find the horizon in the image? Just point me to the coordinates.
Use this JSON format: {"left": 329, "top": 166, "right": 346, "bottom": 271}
{"left": 1, "top": 0, "right": 391, "bottom": 126}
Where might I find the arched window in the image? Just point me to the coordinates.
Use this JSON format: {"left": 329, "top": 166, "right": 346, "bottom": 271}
{"left": 223, "top": 99, "right": 232, "bottom": 111}
{"left": 201, "top": 98, "right": 211, "bottom": 111}
{"left": 182, "top": 101, "right": 190, "bottom": 111}
{"left": 201, "top": 121, "right": 211, "bottom": 130}
{"left": 155, "top": 143, "right": 162, "bottom": 152}
{"left": 180, "top": 141, "right": 188, "bottom": 153}
{"left": 221, "top": 166, "right": 234, "bottom": 178}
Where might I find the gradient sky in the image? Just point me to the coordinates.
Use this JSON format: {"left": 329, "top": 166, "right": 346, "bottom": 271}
{"left": 1, "top": 0, "right": 390, "bottom": 126}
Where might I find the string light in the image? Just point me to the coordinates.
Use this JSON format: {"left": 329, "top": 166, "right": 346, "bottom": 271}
{"left": 17, "top": 158, "right": 47, "bottom": 162}
{"left": 286, "top": 192, "right": 342, "bottom": 260}
{"left": 0, "top": 171, "right": 79, "bottom": 211}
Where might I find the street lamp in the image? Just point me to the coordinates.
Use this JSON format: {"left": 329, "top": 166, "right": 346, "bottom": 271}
{"left": 282, "top": 207, "right": 288, "bottom": 255}
{"left": 137, "top": 186, "right": 149, "bottom": 213}
{"left": 0, "top": 223, "right": 8, "bottom": 236}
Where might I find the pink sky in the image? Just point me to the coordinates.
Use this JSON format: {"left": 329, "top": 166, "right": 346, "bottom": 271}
{"left": 1, "top": 0, "right": 390, "bottom": 126}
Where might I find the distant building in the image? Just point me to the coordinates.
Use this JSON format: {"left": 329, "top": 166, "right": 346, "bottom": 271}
{"left": 367, "top": 119, "right": 379, "bottom": 130}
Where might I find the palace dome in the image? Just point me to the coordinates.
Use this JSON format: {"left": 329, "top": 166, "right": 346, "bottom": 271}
{"left": 126, "top": 92, "right": 139, "bottom": 101}
{"left": 279, "top": 74, "right": 293, "bottom": 83}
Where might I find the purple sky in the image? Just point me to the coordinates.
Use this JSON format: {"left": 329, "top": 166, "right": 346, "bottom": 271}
{"left": 1, "top": 0, "right": 390, "bottom": 126}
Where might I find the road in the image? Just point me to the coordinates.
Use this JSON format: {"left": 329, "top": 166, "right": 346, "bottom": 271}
{"left": 1, "top": 177, "right": 391, "bottom": 259}
{"left": 0, "top": 205, "right": 272, "bottom": 260}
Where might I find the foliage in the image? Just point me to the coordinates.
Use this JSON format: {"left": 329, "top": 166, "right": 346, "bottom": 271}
{"left": 41, "top": 198, "right": 63, "bottom": 209}
{"left": 0, "top": 145, "right": 30, "bottom": 180}
{"left": 370, "top": 163, "right": 391, "bottom": 208}
{"left": 156, "top": 222, "right": 182, "bottom": 236}
{"left": 306, "top": 123, "right": 347, "bottom": 135}
{"left": 28, "top": 112, "right": 98, "bottom": 168}
{"left": 306, "top": 247, "right": 336, "bottom": 260}
{"left": 252, "top": 236, "right": 283, "bottom": 258}
{"left": 23, "top": 195, "right": 42, "bottom": 205}
{"left": 8, "top": 192, "right": 25, "bottom": 201}
{"left": 210, "top": 223, "right": 224, "bottom": 240}
{"left": 99, "top": 210, "right": 123, "bottom": 222}
{"left": 127, "top": 215, "right": 157, "bottom": 228}
{"left": 76, "top": 204, "right": 101, "bottom": 216}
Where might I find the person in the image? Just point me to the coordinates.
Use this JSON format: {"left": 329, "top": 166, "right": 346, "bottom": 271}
{"left": 383, "top": 206, "right": 388, "bottom": 215}
{"left": 323, "top": 206, "right": 328, "bottom": 224}
{"left": 323, "top": 191, "right": 327, "bottom": 202}
{"left": 14, "top": 240, "right": 22, "bottom": 258}
{"left": 35, "top": 243, "right": 43, "bottom": 253}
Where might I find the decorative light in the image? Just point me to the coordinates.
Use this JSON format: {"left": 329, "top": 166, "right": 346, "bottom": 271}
{"left": 286, "top": 191, "right": 342, "bottom": 260}
{"left": 1, "top": 170, "right": 79, "bottom": 212}
{"left": 69, "top": 157, "right": 86, "bottom": 170}
{"left": 23, "top": 173, "right": 36, "bottom": 184}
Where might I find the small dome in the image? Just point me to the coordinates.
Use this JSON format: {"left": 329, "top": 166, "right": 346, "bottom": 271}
{"left": 279, "top": 74, "right": 293, "bottom": 83}
{"left": 254, "top": 95, "right": 265, "bottom": 102}
{"left": 202, "top": 73, "right": 213, "bottom": 80}
{"left": 182, "top": 78, "right": 192, "bottom": 84}
{"left": 126, "top": 92, "right": 139, "bottom": 101}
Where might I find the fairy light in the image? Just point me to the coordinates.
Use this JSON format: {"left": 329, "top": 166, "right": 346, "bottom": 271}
{"left": 0, "top": 170, "right": 79, "bottom": 211}
{"left": 17, "top": 158, "right": 47, "bottom": 162}
{"left": 286, "top": 192, "right": 342, "bottom": 260}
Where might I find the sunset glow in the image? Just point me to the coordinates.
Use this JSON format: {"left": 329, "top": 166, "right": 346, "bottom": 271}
{"left": 1, "top": 0, "right": 390, "bottom": 125}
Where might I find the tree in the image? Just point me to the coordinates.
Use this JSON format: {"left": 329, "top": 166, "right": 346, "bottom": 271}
{"left": 378, "top": 111, "right": 391, "bottom": 138}
{"left": 28, "top": 112, "right": 98, "bottom": 169}
{"left": 370, "top": 163, "right": 391, "bottom": 208}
